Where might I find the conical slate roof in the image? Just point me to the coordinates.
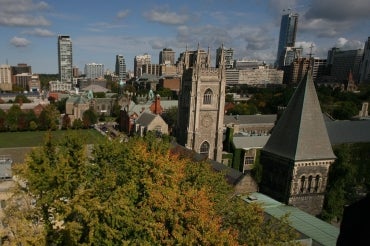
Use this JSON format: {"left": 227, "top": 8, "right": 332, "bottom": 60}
{"left": 263, "top": 71, "right": 336, "bottom": 161}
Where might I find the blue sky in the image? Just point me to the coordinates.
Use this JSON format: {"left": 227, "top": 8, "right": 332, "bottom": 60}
{"left": 1, "top": 0, "right": 369, "bottom": 74}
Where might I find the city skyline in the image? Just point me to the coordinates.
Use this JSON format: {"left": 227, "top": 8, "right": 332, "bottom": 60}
{"left": 0, "top": 0, "right": 369, "bottom": 74}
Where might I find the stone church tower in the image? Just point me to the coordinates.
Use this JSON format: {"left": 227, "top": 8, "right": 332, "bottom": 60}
{"left": 177, "top": 46, "right": 226, "bottom": 162}
{"left": 259, "top": 70, "right": 336, "bottom": 215}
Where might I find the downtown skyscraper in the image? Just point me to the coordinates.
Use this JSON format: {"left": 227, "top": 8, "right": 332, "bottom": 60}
{"left": 115, "top": 55, "right": 126, "bottom": 81}
{"left": 58, "top": 35, "right": 73, "bottom": 83}
{"left": 276, "top": 12, "right": 298, "bottom": 69}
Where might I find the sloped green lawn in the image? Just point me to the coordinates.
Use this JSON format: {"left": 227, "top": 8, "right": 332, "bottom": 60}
{"left": 0, "top": 129, "right": 106, "bottom": 148}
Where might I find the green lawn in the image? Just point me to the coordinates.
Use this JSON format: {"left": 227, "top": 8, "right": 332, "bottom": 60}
{"left": 0, "top": 129, "right": 106, "bottom": 148}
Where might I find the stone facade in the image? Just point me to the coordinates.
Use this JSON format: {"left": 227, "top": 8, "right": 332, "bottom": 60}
{"left": 260, "top": 71, "right": 336, "bottom": 215}
{"left": 260, "top": 151, "right": 334, "bottom": 215}
{"left": 177, "top": 47, "right": 225, "bottom": 162}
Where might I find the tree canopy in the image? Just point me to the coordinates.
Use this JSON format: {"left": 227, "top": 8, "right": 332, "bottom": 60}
{"left": 321, "top": 143, "right": 370, "bottom": 222}
{"left": 4, "top": 132, "right": 298, "bottom": 245}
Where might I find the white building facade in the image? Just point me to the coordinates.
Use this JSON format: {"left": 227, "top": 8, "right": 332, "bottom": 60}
{"left": 58, "top": 35, "right": 73, "bottom": 83}
{"left": 84, "top": 63, "right": 104, "bottom": 79}
{"left": 0, "top": 65, "right": 12, "bottom": 91}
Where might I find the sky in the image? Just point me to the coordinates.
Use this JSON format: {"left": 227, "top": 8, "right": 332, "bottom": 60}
{"left": 0, "top": 0, "right": 369, "bottom": 74}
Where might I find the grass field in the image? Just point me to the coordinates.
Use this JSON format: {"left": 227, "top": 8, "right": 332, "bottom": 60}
{"left": 0, "top": 129, "right": 106, "bottom": 148}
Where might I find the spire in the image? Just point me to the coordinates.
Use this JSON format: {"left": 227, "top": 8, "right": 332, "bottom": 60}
{"left": 263, "top": 70, "right": 335, "bottom": 161}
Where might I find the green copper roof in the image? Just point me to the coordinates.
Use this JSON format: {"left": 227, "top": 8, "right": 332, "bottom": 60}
{"left": 242, "top": 192, "right": 339, "bottom": 246}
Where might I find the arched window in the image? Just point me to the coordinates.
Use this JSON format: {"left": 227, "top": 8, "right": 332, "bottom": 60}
{"left": 300, "top": 176, "right": 306, "bottom": 193}
{"left": 200, "top": 141, "right": 210, "bottom": 157}
{"left": 315, "top": 175, "right": 321, "bottom": 192}
{"left": 203, "top": 89, "right": 213, "bottom": 105}
{"left": 308, "top": 175, "right": 313, "bottom": 192}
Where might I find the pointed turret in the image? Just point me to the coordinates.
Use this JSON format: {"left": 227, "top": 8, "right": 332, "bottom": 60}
{"left": 263, "top": 70, "right": 335, "bottom": 161}
{"left": 259, "top": 70, "right": 336, "bottom": 215}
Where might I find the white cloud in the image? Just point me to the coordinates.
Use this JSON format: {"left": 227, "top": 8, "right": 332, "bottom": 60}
{"left": 144, "top": 9, "right": 189, "bottom": 25}
{"left": 334, "top": 38, "right": 364, "bottom": 50}
{"left": 0, "top": 15, "right": 50, "bottom": 26}
{"left": 23, "top": 28, "right": 54, "bottom": 37}
{"left": 117, "top": 10, "right": 130, "bottom": 19}
{"left": 0, "top": 0, "right": 50, "bottom": 27}
{"left": 0, "top": 0, "right": 49, "bottom": 13}
{"left": 10, "top": 36, "right": 31, "bottom": 47}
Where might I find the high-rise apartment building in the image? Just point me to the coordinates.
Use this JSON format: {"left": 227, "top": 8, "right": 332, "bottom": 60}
{"left": 159, "top": 48, "right": 175, "bottom": 65}
{"left": 15, "top": 73, "right": 32, "bottom": 89}
{"left": 283, "top": 57, "right": 310, "bottom": 84}
{"left": 84, "top": 63, "right": 104, "bottom": 79}
{"left": 58, "top": 35, "right": 73, "bottom": 83}
{"left": 115, "top": 55, "right": 126, "bottom": 81}
{"left": 312, "top": 58, "right": 327, "bottom": 82}
{"left": 282, "top": 47, "right": 302, "bottom": 67}
{"left": 276, "top": 12, "right": 298, "bottom": 69}
{"left": 10, "top": 63, "right": 32, "bottom": 84}
{"left": 134, "top": 54, "right": 151, "bottom": 77}
{"left": 216, "top": 46, "right": 234, "bottom": 69}
{"left": 330, "top": 49, "right": 363, "bottom": 82}
{"left": 0, "top": 64, "right": 12, "bottom": 91}
{"left": 142, "top": 64, "right": 160, "bottom": 76}
{"left": 359, "top": 37, "right": 370, "bottom": 84}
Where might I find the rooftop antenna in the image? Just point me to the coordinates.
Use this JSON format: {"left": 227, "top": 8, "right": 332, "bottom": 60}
{"left": 307, "top": 43, "right": 315, "bottom": 71}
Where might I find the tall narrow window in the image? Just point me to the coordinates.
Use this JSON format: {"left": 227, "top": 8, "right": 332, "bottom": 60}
{"left": 300, "top": 176, "right": 306, "bottom": 193}
{"left": 203, "top": 89, "right": 213, "bottom": 105}
{"left": 200, "top": 141, "right": 210, "bottom": 157}
{"left": 315, "top": 175, "right": 321, "bottom": 192}
{"left": 308, "top": 175, "right": 313, "bottom": 192}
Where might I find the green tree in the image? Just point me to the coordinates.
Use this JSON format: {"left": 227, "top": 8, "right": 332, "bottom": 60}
{"left": 322, "top": 143, "right": 370, "bottom": 222}
{"left": 53, "top": 97, "right": 68, "bottom": 114}
{"left": 6, "top": 133, "right": 298, "bottom": 245}
{"left": 38, "top": 104, "right": 60, "bottom": 130}
{"left": 0, "top": 109, "right": 6, "bottom": 131}
{"left": 161, "top": 106, "right": 177, "bottom": 134}
{"left": 82, "top": 109, "right": 97, "bottom": 128}
{"left": 72, "top": 118, "right": 83, "bottom": 129}
{"left": 156, "top": 88, "right": 173, "bottom": 99}
{"left": 61, "top": 114, "right": 71, "bottom": 130}
{"left": 14, "top": 94, "right": 31, "bottom": 103}
{"left": 332, "top": 101, "right": 358, "bottom": 120}
{"left": 229, "top": 103, "right": 257, "bottom": 115}
{"left": 93, "top": 92, "right": 106, "bottom": 98}
{"left": 5, "top": 104, "right": 24, "bottom": 131}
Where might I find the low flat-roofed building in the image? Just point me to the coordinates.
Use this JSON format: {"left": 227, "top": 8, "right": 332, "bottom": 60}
{"left": 242, "top": 192, "right": 339, "bottom": 246}
{"left": 224, "top": 114, "right": 276, "bottom": 135}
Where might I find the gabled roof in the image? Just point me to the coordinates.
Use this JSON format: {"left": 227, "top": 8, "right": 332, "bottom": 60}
{"left": 135, "top": 112, "right": 158, "bottom": 126}
{"left": 263, "top": 71, "right": 336, "bottom": 161}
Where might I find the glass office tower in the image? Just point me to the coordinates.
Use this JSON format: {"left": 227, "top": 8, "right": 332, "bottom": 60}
{"left": 276, "top": 12, "right": 298, "bottom": 69}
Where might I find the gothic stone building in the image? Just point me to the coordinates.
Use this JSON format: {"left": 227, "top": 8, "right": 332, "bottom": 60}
{"left": 259, "top": 71, "right": 336, "bottom": 215}
{"left": 177, "top": 47, "right": 226, "bottom": 162}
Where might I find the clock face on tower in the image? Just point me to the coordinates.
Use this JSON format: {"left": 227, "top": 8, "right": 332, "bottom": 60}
{"left": 201, "top": 115, "right": 213, "bottom": 127}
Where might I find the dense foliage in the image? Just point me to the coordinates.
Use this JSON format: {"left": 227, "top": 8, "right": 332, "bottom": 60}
{"left": 321, "top": 143, "right": 370, "bottom": 222}
{"left": 226, "top": 84, "right": 370, "bottom": 119}
{"left": 3, "top": 133, "right": 298, "bottom": 245}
